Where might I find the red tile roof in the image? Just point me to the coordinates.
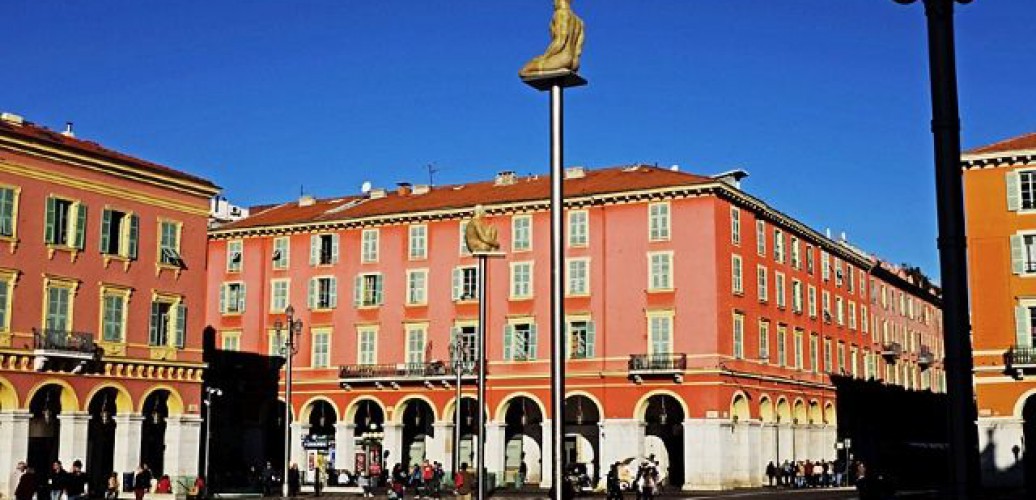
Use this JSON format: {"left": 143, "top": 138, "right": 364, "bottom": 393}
{"left": 0, "top": 118, "right": 218, "bottom": 190}
{"left": 219, "top": 165, "right": 716, "bottom": 230}
{"left": 965, "top": 132, "right": 1036, "bottom": 155}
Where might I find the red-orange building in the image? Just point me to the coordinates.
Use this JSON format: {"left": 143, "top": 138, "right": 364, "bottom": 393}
{"left": 207, "top": 165, "right": 943, "bottom": 490}
{"left": 0, "top": 112, "right": 219, "bottom": 496}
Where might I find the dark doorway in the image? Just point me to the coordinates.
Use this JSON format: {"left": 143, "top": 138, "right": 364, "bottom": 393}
{"left": 564, "top": 395, "right": 601, "bottom": 486}
{"left": 401, "top": 400, "right": 435, "bottom": 468}
{"left": 642, "top": 394, "right": 685, "bottom": 489}
{"left": 140, "top": 391, "right": 171, "bottom": 477}
{"left": 28, "top": 385, "right": 63, "bottom": 482}
{"left": 86, "top": 388, "right": 118, "bottom": 495}
{"left": 503, "top": 397, "right": 543, "bottom": 487}
{"left": 1023, "top": 395, "right": 1036, "bottom": 493}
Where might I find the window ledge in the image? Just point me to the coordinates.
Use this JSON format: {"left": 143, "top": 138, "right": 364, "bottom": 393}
{"left": 404, "top": 302, "right": 429, "bottom": 308}
{"left": 221, "top": 311, "right": 244, "bottom": 317}
{"left": 155, "top": 262, "right": 183, "bottom": 279}
{"left": 733, "top": 290, "right": 745, "bottom": 297}
{"left": 311, "top": 307, "right": 336, "bottom": 313}
{"left": 98, "top": 341, "right": 127, "bottom": 357}
{"left": 356, "top": 305, "right": 381, "bottom": 310}
{"left": 509, "top": 296, "right": 534, "bottom": 302}
{"left": 646, "top": 288, "right": 676, "bottom": 294}
{"left": 102, "top": 254, "right": 134, "bottom": 271}
{"left": 454, "top": 299, "right": 479, "bottom": 305}
{"left": 46, "top": 244, "right": 80, "bottom": 262}
{"left": 566, "top": 293, "right": 591, "bottom": 298}
{"left": 149, "top": 346, "right": 178, "bottom": 361}
{"left": 0, "top": 235, "right": 18, "bottom": 253}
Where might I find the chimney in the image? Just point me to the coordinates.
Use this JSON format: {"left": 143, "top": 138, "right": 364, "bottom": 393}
{"left": 62, "top": 122, "right": 75, "bottom": 138}
{"left": 298, "top": 195, "right": 316, "bottom": 207}
{"left": 494, "top": 170, "right": 517, "bottom": 186}
{"left": 369, "top": 188, "right": 387, "bottom": 199}
{"left": 564, "top": 166, "right": 586, "bottom": 179}
{"left": 396, "top": 182, "right": 413, "bottom": 196}
{"left": 0, "top": 112, "right": 24, "bottom": 126}
{"left": 710, "top": 169, "right": 749, "bottom": 189}
{"left": 413, "top": 184, "right": 431, "bottom": 195}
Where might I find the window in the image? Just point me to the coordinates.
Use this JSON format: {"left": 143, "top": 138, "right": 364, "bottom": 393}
{"left": 648, "top": 313, "right": 673, "bottom": 355}
{"left": 775, "top": 272, "right": 786, "bottom": 309}
{"left": 808, "top": 285, "right": 817, "bottom": 318}
{"left": 357, "top": 327, "right": 376, "bottom": 365}
{"left": 220, "top": 282, "right": 246, "bottom": 314}
{"left": 794, "top": 329, "right": 804, "bottom": 370}
{"left": 567, "top": 258, "right": 589, "bottom": 296}
{"left": 510, "top": 262, "right": 533, "bottom": 299}
{"left": 407, "top": 269, "right": 428, "bottom": 305}
{"left": 1013, "top": 301, "right": 1036, "bottom": 349}
{"left": 100, "top": 289, "right": 128, "bottom": 343}
{"left": 835, "top": 259, "right": 844, "bottom": 286}
{"left": 408, "top": 225, "right": 427, "bottom": 260}
{"left": 756, "top": 220, "right": 766, "bottom": 256}
{"left": 810, "top": 333, "right": 819, "bottom": 373}
{"left": 45, "top": 197, "right": 87, "bottom": 249}
{"left": 866, "top": 352, "right": 876, "bottom": 380}
{"left": 0, "top": 186, "right": 19, "bottom": 238}
{"left": 222, "top": 331, "right": 240, "bottom": 351}
{"left": 0, "top": 270, "right": 15, "bottom": 332}
{"left": 568, "top": 210, "right": 588, "bottom": 247}
{"left": 226, "top": 240, "right": 243, "bottom": 272}
{"left": 861, "top": 305, "right": 870, "bottom": 333}
{"left": 100, "top": 208, "right": 139, "bottom": 259}
{"left": 452, "top": 325, "right": 478, "bottom": 362}
{"left": 149, "top": 296, "right": 186, "bottom": 348}
{"left": 271, "top": 279, "right": 290, "bottom": 312}
{"left": 824, "top": 338, "right": 833, "bottom": 373}
{"left": 850, "top": 346, "right": 859, "bottom": 377}
{"left": 822, "top": 291, "right": 832, "bottom": 321}
{"left": 648, "top": 202, "right": 670, "bottom": 241}
{"left": 848, "top": 302, "right": 858, "bottom": 330}
{"left": 731, "top": 255, "right": 743, "bottom": 294}
{"left": 1011, "top": 233, "right": 1036, "bottom": 274}
{"left": 452, "top": 266, "right": 479, "bottom": 301}
{"left": 44, "top": 279, "right": 76, "bottom": 332}
{"left": 354, "top": 273, "right": 383, "bottom": 307}
{"left": 310, "top": 233, "right": 339, "bottom": 266}
{"left": 272, "top": 237, "right": 290, "bottom": 269}
{"left": 838, "top": 341, "right": 846, "bottom": 373}
{"left": 821, "top": 251, "right": 831, "bottom": 281}
{"left": 806, "top": 246, "right": 815, "bottom": 274}
{"left": 567, "top": 319, "right": 596, "bottom": 359}
{"left": 406, "top": 326, "right": 427, "bottom": 364}
{"left": 308, "top": 276, "right": 338, "bottom": 310}
{"left": 361, "top": 229, "right": 379, "bottom": 263}
{"left": 512, "top": 215, "right": 532, "bottom": 252}
{"left": 757, "top": 266, "right": 768, "bottom": 302}
{"left": 158, "top": 220, "right": 183, "bottom": 266}
{"left": 312, "top": 328, "right": 331, "bottom": 368}
{"left": 1009, "top": 170, "right": 1036, "bottom": 210}
{"left": 730, "top": 207, "right": 741, "bottom": 245}
{"left": 777, "top": 325, "right": 787, "bottom": 367}
{"left": 268, "top": 330, "right": 284, "bottom": 357}
{"left": 774, "top": 229, "right": 785, "bottom": 263}
{"left": 792, "top": 280, "right": 803, "bottom": 313}
{"left": 790, "top": 237, "right": 801, "bottom": 269}
{"left": 504, "top": 322, "right": 538, "bottom": 361}
{"left": 649, "top": 252, "right": 673, "bottom": 291}
{"left": 847, "top": 268, "right": 855, "bottom": 293}
{"left": 733, "top": 312, "right": 744, "bottom": 359}
{"left": 459, "top": 221, "right": 470, "bottom": 255}
{"left": 759, "top": 320, "right": 770, "bottom": 361}
{"left": 836, "top": 297, "right": 845, "bottom": 325}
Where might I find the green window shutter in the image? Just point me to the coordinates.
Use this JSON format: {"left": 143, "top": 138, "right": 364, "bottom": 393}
{"left": 44, "top": 197, "right": 56, "bottom": 244}
{"left": 219, "top": 284, "right": 227, "bottom": 314}
{"left": 452, "top": 268, "right": 461, "bottom": 300}
{"left": 528, "top": 323, "right": 538, "bottom": 360}
{"left": 100, "top": 209, "right": 112, "bottom": 253}
{"left": 374, "top": 275, "right": 384, "bottom": 305}
{"left": 1016, "top": 306, "right": 1031, "bottom": 348}
{"left": 0, "top": 188, "right": 13, "bottom": 236}
{"left": 503, "top": 325, "right": 513, "bottom": 361}
{"left": 0, "top": 281, "right": 8, "bottom": 328}
{"left": 1007, "top": 172, "right": 1021, "bottom": 211}
{"left": 563, "top": 322, "right": 570, "bottom": 359}
{"left": 149, "top": 302, "right": 161, "bottom": 345}
{"left": 308, "top": 278, "right": 317, "bottom": 309}
{"left": 74, "top": 203, "right": 87, "bottom": 249}
{"left": 238, "top": 284, "right": 246, "bottom": 313}
{"left": 1011, "top": 235, "right": 1025, "bottom": 274}
{"left": 329, "top": 277, "right": 338, "bottom": 308}
{"left": 586, "top": 321, "right": 596, "bottom": 358}
{"left": 310, "top": 236, "right": 319, "bottom": 265}
{"left": 331, "top": 234, "right": 340, "bottom": 264}
{"left": 175, "top": 302, "right": 187, "bottom": 348}
{"left": 127, "top": 215, "right": 139, "bottom": 259}
{"left": 353, "top": 275, "right": 362, "bottom": 307}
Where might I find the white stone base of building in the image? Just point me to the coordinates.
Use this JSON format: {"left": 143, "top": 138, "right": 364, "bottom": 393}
{"left": 977, "top": 417, "right": 1026, "bottom": 489}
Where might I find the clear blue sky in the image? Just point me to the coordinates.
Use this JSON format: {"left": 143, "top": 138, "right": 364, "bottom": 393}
{"left": 3, "top": 1, "right": 1035, "bottom": 279}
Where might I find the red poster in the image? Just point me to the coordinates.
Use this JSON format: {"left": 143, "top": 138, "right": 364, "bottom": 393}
{"left": 355, "top": 452, "right": 367, "bottom": 474}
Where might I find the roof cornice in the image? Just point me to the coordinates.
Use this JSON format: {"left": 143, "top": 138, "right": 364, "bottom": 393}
{"left": 961, "top": 150, "right": 1036, "bottom": 168}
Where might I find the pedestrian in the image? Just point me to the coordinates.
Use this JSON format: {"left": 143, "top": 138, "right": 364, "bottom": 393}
{"left": 454, "top": 463, "right": 474, "bottom": 500}
{"left": 517, "top": 459, "right": 527, "bottom": 489}
{"left": 606, "top": 462, "right": 623, "bottom": 500}
{"left": 64, "top": 461, "right": 87, "bottom": 500}
{"left": 47, "top": 461, "right": 66, "bottom": 500}
{"left": 133, "top": 466, "right": 150, "bottom": 500}
{"left": 287, "top": 463, "right": 300, "bottom": 497}
{"left": 765, "top": 461, "right": 776, "bottom": 487}
{"left": 188, "top": 475, "right": 205, "bottom": 500}
{"left": 313, "top": 465, "right": 323, "bottom": 498}
{"left": 420, "top": 460, "right": 434, "bottom": 498}
{"left": 156, "top": 475, "right": 172, "bottom": 495}
{"left": 14, "top": 462, "right": 38, "bottom": 500}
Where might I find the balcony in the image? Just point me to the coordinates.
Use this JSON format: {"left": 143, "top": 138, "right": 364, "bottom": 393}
{"left": 338, "top": 360, "right": 478, "bottom": 389}
{"left": 880, "top": 342, "right": 902, "bottom": 362}
{"left": 917, "top": 347, "right": 936, "bottom": 370}
{"left": 1005, "top": 347, "right": 1036, "bottom": 376}
{"left": 628, "top": 353, "right": 687, "bottom": 382}
{"left": 32, "top": 328, "right": 103, "bottom": 373}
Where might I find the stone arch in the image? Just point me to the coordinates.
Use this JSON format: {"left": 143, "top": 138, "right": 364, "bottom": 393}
{"left": 345, "top": 396, "right": 386, "bottom": 422}
{"left": 824, "top": 401, "right": 837, "bottom": 426}
{"left": 0, "top": 375, "right": 19, "bottom": 410}
{"left": 632, "top": 389, "right": 690, "bottom": 421}
{"left": 25, "top": 378, "right": 79, "bottom": 412}
{"left": 730, "top": 392, "right": 751, "bottom": 422}
{"left": 1013, "top": 388, "right": 1036, "bottom": 418}
{"left": 565, "top": 390, "right": 604, "bottom": 416}
{"left": 776, "top": 397, "right": 791, "bottom": 423}
{"left": 759, "top": 395, "right": 775, "bottom": 423}
{"left": 138, "top": 385, "right": 185, "bottom": 415}
{"left": 807, "top": 400, "right": 821, "bottom": 425}
{"left": 792, "top": 399, "right": 807, "bottom": 424}
{"left": 392, "top": 394, "right": 440, "bottom": 424}
{"left": 299, "top": 396, "right": 340, "bottom": 423}
{"left": 494, "top": 392, "right": 547, "bottom": 422}
{"left": 443, "top": 395, "right": 481, "bottom": 420}
{"left": 565, "top": 393, "right": 602, "bottom": 425}
{"left": 84, "top": 383, "right": 133, "bottom": 414}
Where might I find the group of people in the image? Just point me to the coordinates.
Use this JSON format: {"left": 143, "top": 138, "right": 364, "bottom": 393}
{"left": 386, "top": 460, "right": 449, "bottom": 499}
{"left": 11, "top": 460, "right": 207, "bottom": 500}
{"left": 605, "top": 460, "right": 661, "bottom": 500}
{"left": 765, "top": 459, "right": 849, "bottom": 488}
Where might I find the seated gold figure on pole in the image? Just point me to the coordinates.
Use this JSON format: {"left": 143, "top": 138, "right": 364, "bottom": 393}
{"left": 519, "top": 0, "right": 585, "bottom": 78}
{"left": 465, "top": 205, "right": 500, "bottom": 253}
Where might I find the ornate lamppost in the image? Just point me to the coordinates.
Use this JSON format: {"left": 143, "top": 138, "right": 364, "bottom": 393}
{"left": 277, "top": 305, "right": 304, "bottom": 497}
{"left": 203, "top": 386, "right": 222, "bottom": 489}
{"left": 450, "top": 340, "right": 474, "bottom": 476}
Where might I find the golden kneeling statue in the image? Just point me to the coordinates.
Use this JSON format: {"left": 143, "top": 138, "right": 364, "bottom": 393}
{"left": 465, "top": 205, "right": 500, "bottom": 253}
{"left": 519, "top": 0, "right": 585, "bottom": 78}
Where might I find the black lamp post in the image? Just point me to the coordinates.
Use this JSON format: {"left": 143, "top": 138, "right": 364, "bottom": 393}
{"left": 277, "top": 305, "right": 304, "bottom": 497}
{"left": 892, "top": 1, "right": 979, "bottom": 498}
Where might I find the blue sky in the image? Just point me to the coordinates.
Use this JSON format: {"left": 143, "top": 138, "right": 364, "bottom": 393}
{"left": 3, "top": 1, "right": 1035, "bottom": 279}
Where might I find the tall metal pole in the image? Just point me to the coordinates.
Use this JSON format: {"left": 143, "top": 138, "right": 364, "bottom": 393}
{"left": 895, "top": 1, "right": 978, "bottom": 497}
{"left": 549, "top": 83, "right": 567, "bottom": 500}
{"left": 282, "top": 334, "right": 293, "bottom": 497}
{"left": 453, "top": 342, "right": 463, "bottom": 475}
{"left": 476, "top": 255, "right": 488, "bottom": 500}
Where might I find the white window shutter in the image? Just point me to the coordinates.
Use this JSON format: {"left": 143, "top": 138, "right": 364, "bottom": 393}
{"left": 1007, "top": 172, "right": 1021, "bottom": 211}
{"left": 528, "top": 323, "right": 538, "bottom": 360}
{"left": 452, "top": 268, "right": 461, "bottom": 301}
{"left": 310, "top": 236, "right": 319, "bottom": 266}
{"left": 586, "top": 321, "right": 596, "bottom": 358}
{"left": 219, "top": 284, "right": 227, "bottom": 314}
{"left": 331, "top": 234, "right": 340, "bottom": 264}
{"left": 329, "top": 277, "right": 338, "bottom": 308}
{"left": 238, "top": 284, "right": 246, "bottom": 312}
{"left": 1016, "top": 306, "right": 1030, "bottom": 348}
{"left": 308, "top": 278, "right": 317, "bottom": 309}
{"left": 354, "top": 275, "right": 362, "bottom": 307}
{"left": 1011, "top": 235, "right": 1025, "bottom": 274}
{"left": 503, "top": 325, "right": 513, "bottom": 360}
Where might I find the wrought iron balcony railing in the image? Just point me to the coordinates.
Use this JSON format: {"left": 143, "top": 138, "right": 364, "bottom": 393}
{"left": 917, "top": 347, "right": 936, "bottom": 368}
{"left": 880, "top": 342, "right": 902, "bottom": 361}
{"left": 33, "top": 328, "right": 97, "bottom": 355}
{"left": 628, "top": 353, "right": 688, "bottom": 374}
{"left": 1005, "top": 346, "right": 1036, "bottom": 369}
{"left": 338, "top": 360, "right": 479, "bottom": 386}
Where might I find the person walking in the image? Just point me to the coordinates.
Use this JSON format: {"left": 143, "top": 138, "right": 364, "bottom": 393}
{"left": 606, "top": 462, "right": 623, "bottom": 500}
{"left": 133, "top": 466, "right": 150, "bottom": 500}
{"left": 14, "top": 462, "right": 38, "bottom": 500}
{"left": 287, "top": 463, "right": 300, "bottom": 497}
{"left": 64, "top": 461, "right": 87, "bottom": 500}
{"left": 765, "top": 461, "right": 776, "bottom": 487}
{"left": 47, "top": 462, "right": 67, "bottom": 500}
{"left": 516, "top": 459, "right": 527, "bottom": 490}
{"left": 453, "top": 464, "right": 473, "bottom": 500}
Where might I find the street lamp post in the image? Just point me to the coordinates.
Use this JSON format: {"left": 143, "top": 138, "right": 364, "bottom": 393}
{"left": 277, "top": 305, "right": 304, "bottom": 498}
{"left": 893, "top": 1, "right": 979, "bottom": 497}
{"left": 450, "top": 340, "right": 466, "bottom": 475}
{"left": 203, "top": 386, "right": 222, "bottom": 488}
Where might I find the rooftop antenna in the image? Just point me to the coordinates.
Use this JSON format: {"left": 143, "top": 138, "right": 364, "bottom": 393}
{"left": 427, "top": 163, "right": 440, "bottom": 186}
